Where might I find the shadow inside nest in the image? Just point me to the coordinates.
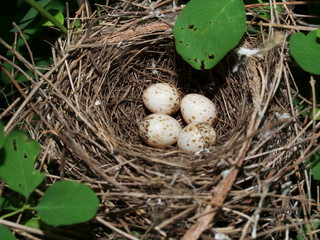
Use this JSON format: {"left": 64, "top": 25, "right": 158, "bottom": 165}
{"left": 96, "top": 44, "right": 251, "bottom": 147}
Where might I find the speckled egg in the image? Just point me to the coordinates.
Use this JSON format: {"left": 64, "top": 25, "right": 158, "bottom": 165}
{"left": 139, "top": 113, "right": 182, "bottom": 148}
{"left": 142, "top": 83, "right": 181, "bottom": 115}
{"left": 180, "top": 94, "right": 217, "bottom": 125}
{"left": 177, "top": 122, "right": 216, "bottom": 152}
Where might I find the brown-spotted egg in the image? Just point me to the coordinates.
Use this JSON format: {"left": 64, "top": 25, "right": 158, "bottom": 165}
{"left": 177, "top": 122, "right": 216, "bottom": 152}
{"left": 180, "top": 94, "right": 217, "bottom": 125}
{"left": 142, "top": 83, "right": 181, "bottom": 115}
{"left": 139, "top": 113, "right": 182, "bottom": 148}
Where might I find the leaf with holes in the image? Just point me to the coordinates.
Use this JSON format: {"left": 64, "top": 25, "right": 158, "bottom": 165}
{"left": 36, "top": 181, "right": 99, "bottom": 226}
{"left": 0, "top": 130, "right": 44, "bottom": 199}
{"left": 173, "top": 0, "right": 246, "bottom": 70}
{"left": 290, "top": 30, "right": 320, "bottom": 75}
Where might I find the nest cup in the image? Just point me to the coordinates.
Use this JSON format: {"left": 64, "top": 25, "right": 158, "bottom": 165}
{"left": 11, "top": 1, "right": 314, "bottom": 239}
{"left": 48, "top": 10, "right": 252, "bottom": 169}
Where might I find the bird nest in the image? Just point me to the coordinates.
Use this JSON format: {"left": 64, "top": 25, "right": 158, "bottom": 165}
{"left": 2, "top": 1, "right": 319, "bottom": 239}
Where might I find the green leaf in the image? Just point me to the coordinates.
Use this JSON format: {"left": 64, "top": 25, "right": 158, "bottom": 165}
{"left": 310, "top": 108, "right": 320, "bottom": 120}
{"left": 289, "top": 30, "right": 320, "bottom": 75}
{"left": 24, "top": 216, "right": 52, "bottom": 232}
{"left": 13, "top": 0, "right": 52, "bottom": 31}
{"left": 0, "top": 130, "right": 44, "bottom": 199}
{"left": 47, "top": 0, "right": 65, "bottom": 11}
{"left": 173, "top": 0, "right": 246, "bottom": 70}
{"left": 310, "top": 151, "right": 320, "bottom": 180}
{"left": 36, "top": 181, "right": 99, "bottom": 226}
{"left": 295, "top": 217, "right": 320, "bottom": 240}
{"left": 0, "top": 224, "right": 17, "bottom": 240}
{"left": 24, "top": 217, "right": 42, "bottom": 229}
{"left": 316, "top": 28, "right": 320, "bottom": 38}
{"left": 0, "top": 122, "right": 3, "bottom": 149}
{"left": 40, "top": 1, "right": 65, "bottom": 27}
{"left": 293, "top": 97, "right": 311, "bottom": 117}
{"left": 41, "top": 10, "right": 64, "bottom": 26}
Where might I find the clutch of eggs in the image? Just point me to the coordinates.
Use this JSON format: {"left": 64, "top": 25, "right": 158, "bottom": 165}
{"left": 140, "top": 83, "right": 218, "bottom": 152}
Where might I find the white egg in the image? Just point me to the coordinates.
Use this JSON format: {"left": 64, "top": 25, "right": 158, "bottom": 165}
{"left": 139, "top": 113, "right": 182, "bottom": 148}
{"left": 142, "top": 83, "right": 181, "bottom": 115}
{"left": 177, "top": 122, "right": 216, "bottom": 152}
{"left": 180, "top": 94, "right": 217, "bottom": 125}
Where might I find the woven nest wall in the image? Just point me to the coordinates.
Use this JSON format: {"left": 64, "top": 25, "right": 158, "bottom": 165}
{"left": 3, "top": 1, "right": 320, "bottom": 239}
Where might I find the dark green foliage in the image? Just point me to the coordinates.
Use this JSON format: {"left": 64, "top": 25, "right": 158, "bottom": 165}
{"left": 36, "top": 181, "right": 100, "bottom": 226}
{"left": 0, "top": 225, "right": 17, "bottom": 240}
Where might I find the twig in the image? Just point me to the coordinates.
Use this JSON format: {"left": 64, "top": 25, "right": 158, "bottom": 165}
{"left": 14, "top": 230, "right": 42, "bottom": 240}
{"left": 247, "top": 21, "right": 319, "bottom": 31}
{"left": 4, "top": 80, "right": 44, "bottom": 133}
{"left": 48, "top": 130, "right": 128, "bottom": 191}
{"left": 181, "top": 139, "right": 254, "bottom": 240}
{"left": 245, "top": 1, "right": 320, "bottom": 8}
{"left": 0, "top": 97, "right": 21, "bottom": 120}
{"left": 0, "top": 219, "right": 74, "bottom": 240}
{"left": 240, "top": 175, "right": 270, "bottom": 239}
{"left": 96, "top": 216, "right": 140, "bottom": 240}
{"left": 181, "top": 54, "right": 264, "bottom": 240}
{"left": 103, "top": 21, "right": 171, "bottom": 44}
{"left": 0, "top": 37, "right": 70, "bottom": 133}
{"left": 155, "top": 206, "right": 197, "bottom": 232}
{"left": 310, "top": 76, "right": 317, "bottom": 146}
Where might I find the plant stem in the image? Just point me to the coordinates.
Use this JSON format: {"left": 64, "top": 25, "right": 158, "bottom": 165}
{"left": 0, "top": 205, "right": 31, "bottom": 220}
{"left": 23, "top": 0, "right": 67, "bottom": 34}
